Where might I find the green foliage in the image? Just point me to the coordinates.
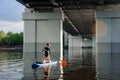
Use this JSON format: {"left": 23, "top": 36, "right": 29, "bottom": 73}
{"left": 0, "top": 31, "right": 6, "bottom": 45}
{"left": 0, "top": 31, "right": 23, "bottom": 46}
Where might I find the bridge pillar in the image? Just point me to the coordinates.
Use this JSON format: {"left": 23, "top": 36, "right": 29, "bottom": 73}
{"left": 96, "top": 10, "right": 120, "bottom": 79}
{"left": 68, "top": 35, "right": 82, "bottom": 59}
{"left": 23, "top": 8, "right": 64, "bottom": 74}
{"left": 96, "top": 10, "right": 120, "bottom": 53}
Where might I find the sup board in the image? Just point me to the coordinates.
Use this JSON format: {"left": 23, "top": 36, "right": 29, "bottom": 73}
{"left": 32, "top": 61, "right": 58, "bottom": 68}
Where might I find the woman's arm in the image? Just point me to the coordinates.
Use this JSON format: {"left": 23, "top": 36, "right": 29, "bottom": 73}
{"left": 49, "top": 50, "right": 52, "bottom": 55}
{"left": 42, "top": 48, "right": 45, "bottom": 52}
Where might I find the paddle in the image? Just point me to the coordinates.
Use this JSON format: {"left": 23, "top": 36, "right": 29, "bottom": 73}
{"left": 52, "top": 54, "right": 67, "bottom": 67}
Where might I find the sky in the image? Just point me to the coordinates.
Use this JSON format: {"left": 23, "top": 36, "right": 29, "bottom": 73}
{"left": 0, "top": 0, "right": 25, "bottom": 33}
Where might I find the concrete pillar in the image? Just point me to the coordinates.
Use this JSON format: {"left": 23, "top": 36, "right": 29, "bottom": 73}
{"left": 92, "top": 36, "right": 96, "bottom": 55}
{"left": 68, "top": 35, "right": 82, "bottom": 60}
{"left": 96, "top": 10, "right": 120, "bottom": 79}
{"left": 63, "top": 31, "right": 68, "bottom": 46}
{"left": 82, "top": 38, "right": 92, "bottom": 48}
{"left": 23, "top": 8, "right": 64, "bottom": 75}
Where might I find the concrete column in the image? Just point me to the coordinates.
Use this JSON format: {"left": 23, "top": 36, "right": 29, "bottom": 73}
{"left": 23, "top": 8, "right": 64, "bottom": 74}
{"left": 96, "top": 10, "right": 120, "bottom": 79}
{"left": 68, "top": 35, "right": 82, "bottom": 60}
{"left": 82, "top": 38, "right": 92, "bottom": 48}
{"left": 92, "top": 36, "right": 96, "bottom": 55}
{"left": 96, "top": 10, "right": 120, "bottom": 53}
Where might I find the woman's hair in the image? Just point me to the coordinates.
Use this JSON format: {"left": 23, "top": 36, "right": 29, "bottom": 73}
{"left": 46, "top": 43, "right": 50, "bottom": 46}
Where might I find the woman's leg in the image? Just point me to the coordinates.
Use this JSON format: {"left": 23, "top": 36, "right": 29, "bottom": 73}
{"left": 47, "top": 56, "right": 51, "bottom": 63}
{"left": 43, "top": 56, "right": 51, "bottom": 63}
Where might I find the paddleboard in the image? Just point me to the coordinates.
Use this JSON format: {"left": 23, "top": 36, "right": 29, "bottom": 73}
{"left": 32, "top": 61, "right": 58, "bottom": 68}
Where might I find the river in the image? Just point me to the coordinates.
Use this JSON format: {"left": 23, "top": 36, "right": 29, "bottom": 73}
{"left": 0, "top": 48, "right": 120, "bottom": 80}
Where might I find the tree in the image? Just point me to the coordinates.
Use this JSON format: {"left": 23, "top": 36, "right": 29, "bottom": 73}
{"left": 6, "top": 31, "right": 14, "bottom": 46}
{"left": 0, "top": 31, "right": 6, "bottom": 45}
{"left": 0, "top": 31, "right": 23, "bottom": 46}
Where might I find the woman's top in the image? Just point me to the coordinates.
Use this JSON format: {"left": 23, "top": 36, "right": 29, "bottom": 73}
{"left": 44, "top": 47, "right": 50, "bottom": 57}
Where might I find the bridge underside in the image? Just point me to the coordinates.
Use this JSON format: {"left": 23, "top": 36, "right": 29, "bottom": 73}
{"left": 17, "top": 0, "right": 120, "bottom": 39}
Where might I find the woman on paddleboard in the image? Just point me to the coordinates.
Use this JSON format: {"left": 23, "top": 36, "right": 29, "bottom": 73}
{"left": 42, "top": 43, "right": 52, "bottom": 63}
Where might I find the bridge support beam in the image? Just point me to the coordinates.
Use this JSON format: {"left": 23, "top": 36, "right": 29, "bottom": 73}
{"left": 68, "top": 35, "right": 82, "bottom": 59}
{"left": 23, "top": 8, "right": 64, "bottom": 75}
{"left": 96, "top": 10, "right": 120, "bottom": 53}
{"left": 96, "top": 10, "right": 120, "bottom": 79}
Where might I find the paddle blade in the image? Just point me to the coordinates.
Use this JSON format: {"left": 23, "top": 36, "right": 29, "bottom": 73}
{"left": 61, "top": 60, "right": 67, "bottom": 67}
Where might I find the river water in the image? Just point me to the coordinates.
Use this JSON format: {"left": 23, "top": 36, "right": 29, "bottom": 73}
{"left": 0, "top": 51, "right": 23, "bottom": 80}
{"left": 0, "top": 48, "right": 120, "bottom": 80}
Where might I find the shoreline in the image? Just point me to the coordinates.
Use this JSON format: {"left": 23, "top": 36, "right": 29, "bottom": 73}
{"left": 0, "top": 46, "right": 23, "bottom": 51}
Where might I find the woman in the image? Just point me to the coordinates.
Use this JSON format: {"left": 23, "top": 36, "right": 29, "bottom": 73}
{"left": 42, "top": 43, "right": 52, "bottom": 63}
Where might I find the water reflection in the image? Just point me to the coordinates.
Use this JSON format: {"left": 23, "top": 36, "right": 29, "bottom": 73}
{"left": 0, "top": 47, "right": 120, "bottom": 80}
{"left": 64, "top": 48, "right": 97, "bottom": 80}
{"left": 0, "top": 49, "right": 97, "bottom": 80}
{"left": 0, "top": 51, "right": 23, "bottom": 80}
{"left": 42, "top": 65, "right": 51, "bottom": 79}
{"left": 96, "top": 43, "right": 120, "bottom": 80}
{"left": 25, "top": 63, "right": 61, "bottom": 80}
{"left": 33, "top": 65, "right": 52, "bottom": 80}
{"left": 96, "top": 52, "right": 120, "bottom": 80}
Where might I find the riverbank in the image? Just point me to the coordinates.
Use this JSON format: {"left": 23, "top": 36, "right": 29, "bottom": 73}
{"left": 0, "top": 45, "right": 23, "bottom": 51}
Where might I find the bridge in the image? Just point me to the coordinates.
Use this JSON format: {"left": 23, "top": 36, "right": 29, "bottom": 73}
{"left": 17, "top": 0, "right": 120, "bottom": 76}
{"left": 17, "top": 0, "right": 120, "bottom": 38}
